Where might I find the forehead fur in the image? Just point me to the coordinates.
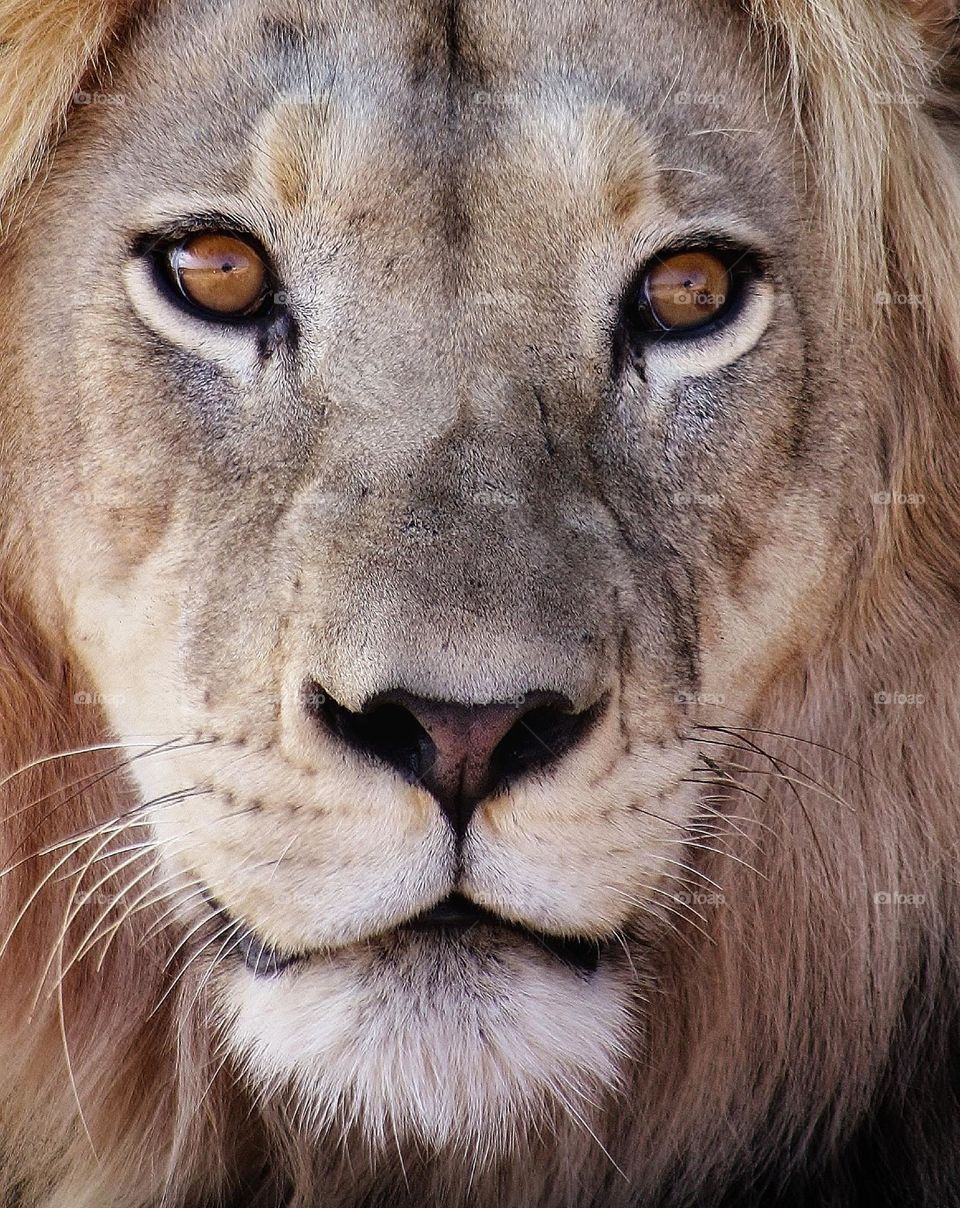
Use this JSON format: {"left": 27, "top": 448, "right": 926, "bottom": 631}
{"left": 251, "top": 87, "right": 660, "bottom": 231}
{"left": 253, "top": 98, "right": 336, "bottom": 212}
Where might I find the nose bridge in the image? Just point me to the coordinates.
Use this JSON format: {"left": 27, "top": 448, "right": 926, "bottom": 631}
{"left": 401, "top": 425, "right": 578, "bottom": 614}
{"left": 302, "top": 423, "right": 615, "bottom": 713}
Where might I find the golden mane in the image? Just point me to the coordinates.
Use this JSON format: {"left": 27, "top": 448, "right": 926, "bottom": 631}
{"left": 744, "top": 1, "right": 960, "bottom": 631}
{"left": 0, "top": 0, "right": 135, "bottom": 229}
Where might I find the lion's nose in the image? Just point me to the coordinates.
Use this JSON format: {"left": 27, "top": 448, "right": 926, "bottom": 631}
{"left": 305, "top": 685, "right": 601, "bottom": 837}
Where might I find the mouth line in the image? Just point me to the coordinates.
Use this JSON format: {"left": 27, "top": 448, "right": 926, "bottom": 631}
{"left": 205, "top": 893, "right": 605, "bottom": 980}
{"left": 399, "top": 893, "right": 605, "bottom": 975}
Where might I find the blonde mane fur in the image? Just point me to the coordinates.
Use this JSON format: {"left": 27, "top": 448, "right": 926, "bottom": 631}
{"left": 2, "top": 1, "right": 960, "bottom": 1204}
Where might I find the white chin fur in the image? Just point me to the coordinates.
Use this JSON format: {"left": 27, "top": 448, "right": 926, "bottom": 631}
{"left": 217, "top": 930, "right": 633, "bottom": 1158}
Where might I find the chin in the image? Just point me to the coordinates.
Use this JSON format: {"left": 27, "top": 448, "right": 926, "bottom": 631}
{"left": 217, "top": 905, "right": 635, "bottom": 1156}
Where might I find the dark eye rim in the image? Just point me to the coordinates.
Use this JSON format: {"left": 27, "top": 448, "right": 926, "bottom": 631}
{"left": 131, "top": 218, "right": 283, "bottom": 328}
{"left": 624, "top": 241, "right": 765, "bottom": 345}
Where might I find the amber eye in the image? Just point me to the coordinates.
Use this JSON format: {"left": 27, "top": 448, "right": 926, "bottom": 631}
{"left": 166, "top": 232, "right": 270, "bottom": 318}
{"left": 639, "top": 250, "right": 734, "bottom": 333}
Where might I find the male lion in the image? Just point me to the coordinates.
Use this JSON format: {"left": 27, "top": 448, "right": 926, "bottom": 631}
{"left": 1, "top": 0, "right": 959, "bottom": 1204}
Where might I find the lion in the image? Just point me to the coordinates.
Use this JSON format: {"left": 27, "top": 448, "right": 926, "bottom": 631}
{"left": 1, "top": 0, "right": 960, "bottom": 1203}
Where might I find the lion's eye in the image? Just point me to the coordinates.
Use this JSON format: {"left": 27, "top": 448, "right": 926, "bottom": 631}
{"left": 165, "top": 232, "right": 269, "bottom": 318}
{"left": 638, "top": 250, "right": 734, "bottom": 334}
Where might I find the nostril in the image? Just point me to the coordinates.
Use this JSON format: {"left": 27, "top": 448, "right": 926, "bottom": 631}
{"left": 303, "top": 685, "right": 438, "bottom": 783}
{"left": 491, "top": 700, "right": 601, "bottom": 785}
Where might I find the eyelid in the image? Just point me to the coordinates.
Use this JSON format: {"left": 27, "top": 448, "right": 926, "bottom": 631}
{"left": 131, "top": 218, "right": 273, "bottom": 264}
{"left": 641, "top": 242, "right": 766, "bottom": 284}
{"left": 629, "top": 217, "right": 774, "bottom": 269}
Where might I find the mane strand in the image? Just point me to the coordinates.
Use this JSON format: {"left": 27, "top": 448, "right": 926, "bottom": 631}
{"left": 0, "top": 0, "right": 135, "bottom": 226}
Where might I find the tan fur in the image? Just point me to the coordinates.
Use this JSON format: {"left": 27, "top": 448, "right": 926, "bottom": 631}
{"left": 2, "top": 1, "right": 960, "bottom": 1205}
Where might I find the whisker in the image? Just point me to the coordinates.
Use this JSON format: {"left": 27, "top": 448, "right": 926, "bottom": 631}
{"left": 692, "top": 726, "right": 847, "bottom": 881}
{"left": 194, "top": 1046, "right": 235, "bottom": 1122}
{"left": 0, "top": 788, "right": 208, "bottom": 970}
{"left": 631, "top": 804, "right": 695, "bottom": 832}
{"left": 682, "top": 774, "right": 769, "bottom": 805}
{"left": 0, "top": 738, "right": 195, "bottom": 793}
{"left": 664, "top": 838, "right": 765, "bottom": 879}
{"left": 615, "top": 884, "right": 714, "bottom": 947}
{"left": 2, "top": 735, "right": 213, "bottom": 825}
{"left": 689, "top": 729, "right": 857, "bottom": 812}
{"left": 0, "top": 786, "right": 207, "bottom": 881}
{"left": 686, "top": 126, "right": 767, "bottom": 136}
{"left": 32, "top": 827, "right": 144, "bottom": 1011}
{"left": 139, "top": 883, "right": 214, "bottom": 948}
{"left": 48, "top": 854, "right": 165, "bottom": 999}
{"left": 53, "top": 837, "right": 161, "bottom": 884}
{"left": 694, "top": 800, "right": 776, "bottom": 833}
{"left": 91, "top": 868, "right": 198, "bottom": 971}
{"left": 551, "top": 1070, "right": 629, "bottom": 1183}
{"left": 6, "top": 738, "right": 213, "bottom": 865}
{"left": 189, "top": 918, "right": 248, "bottom": 1014}
{"left": 0, "top": 829, "right": 117, "bottom": 962}
{"left": 264, "top": 834, "right": 301, "bottom": 883}
{"left": 715, "top": 759, "right": 853, "bottom": 812}
{"left": 692, "top": 802, "right": 770, "bottom": 849}
{"left": 74, "top": 800, "right": 263, "bottom": 967}
{"left": 695, "top": 716, "right": 870, "bottom": 776}
{"left": 152, "top": 917, "right": 241, "bottom": 1019}
{"left": 642, "top": 853, "right": 726, "bottom": 893}
{"left": 607, "top": 883, "right": 714, "bottom": 947}
{"left": 612, "top": 928, "right": 642, "bottom": 983}
{"left": 55, "top": 940, "right": 98, "bottom": 1160}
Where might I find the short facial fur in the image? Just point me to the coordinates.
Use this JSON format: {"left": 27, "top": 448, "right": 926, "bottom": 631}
{"left": 2, "top": 0, "right": 960, "bottom": 1205}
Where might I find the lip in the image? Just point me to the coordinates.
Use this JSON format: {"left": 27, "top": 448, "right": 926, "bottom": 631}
{"left": 400, "top": 893, "right": 604, "bottom": 975}
{"left": 206, "top": 893, "right": 605, "bottom": 980}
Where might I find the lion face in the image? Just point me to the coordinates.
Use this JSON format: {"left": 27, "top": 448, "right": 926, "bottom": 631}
{"left": 2, "top": 0, "right": 866, "bottom": 1152}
